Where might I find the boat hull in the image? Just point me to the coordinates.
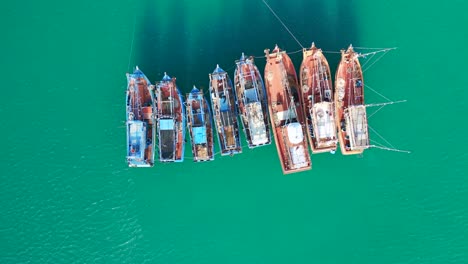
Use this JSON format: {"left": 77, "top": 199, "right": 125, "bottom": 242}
{"left": 152, "top": 73, "right": 185, "bottom": 162}
{"left": 125, "top": 67, "right": 155, "bottom": 167}
{"left": 334, "top": 46, "right": 369, "bottom": 155}
{"left": 300, "top": 44, "right": 337, "bottom": 153}
{"left": 186, "top": 87, "right": 215, "bottom": 162}
{"left": 209, "top": 65, "right": 242, "bottom": 156}
{"left": 264, "top": 46, "right": 311, "bottom": 174}
{"left": 234, "top": 54, "right": 271, "bottom": 148}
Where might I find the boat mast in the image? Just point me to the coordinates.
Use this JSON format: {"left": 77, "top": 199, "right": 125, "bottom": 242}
{"left": 135, "top": 76, "right": 143, "bottom": 120}
{"left": 280, "top": 55, "right": 297, "bottom": 125}
{"left": 312, "top": 50, "right": 323, "bottom": 104}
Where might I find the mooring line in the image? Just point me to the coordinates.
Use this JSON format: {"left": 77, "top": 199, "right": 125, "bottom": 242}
{"left": 127, "top": 15, "right": 137, "bottom": 72}
{"left": 261, "top": 0, "right": 305, "bottom": 49}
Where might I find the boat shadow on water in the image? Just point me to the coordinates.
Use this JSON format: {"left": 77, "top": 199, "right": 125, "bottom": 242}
{"left": 137, "top": 0, "right": 186, "bottom": 82}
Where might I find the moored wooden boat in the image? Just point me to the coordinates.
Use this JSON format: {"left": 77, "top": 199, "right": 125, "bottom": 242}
{"left": 334, "top": 45, "right": 369, "bottom": 155}
{"left": 126, "top": 66, "right": 155, "bottom": 167}
{"left": 264, "top": 45, "right": 311, "bottom": 174}
{"left": 300, "top": 43, "right": 338, "bottom": 154}
{"left": 234, "top": 53, "right": 271, "bottom": 148}
{"left": 186, "top": 86, "right": 215, "bottom": 162}
{"left": 209, "top": 64, "right": 242, "bottom": 156}
{"left": 151, "top": 72, "right": 185, "bottom": 162}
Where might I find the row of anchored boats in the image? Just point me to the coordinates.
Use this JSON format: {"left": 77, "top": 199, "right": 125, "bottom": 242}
{"left": 126, "top": 43, "right": 370, "bottom": 174}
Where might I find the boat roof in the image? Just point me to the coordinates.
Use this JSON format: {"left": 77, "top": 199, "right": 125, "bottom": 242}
{"left": 313, "top": 102, "right": 336, "bottom": 140}
{"left": 219, "top": 97, "right": 229, "bottom": 112}
{"left": 245, "top": 87, "right": 259, "bottom": 103}
{"left": 288, "top": 144, "right": 308, "bottom": 169}
{"left": 159, "top": 129, "right": 175, "bottom": 160}
{"left": 345, "top": 105, "right": 369, "bottom": 148}
{"left": 127, "top": 121, "right": 146, "bottom": 160}
{"left": 287, "top": 122, "right": 304, "bottom": 144}
{"left": 160, "top": 119, "right": 175, "bottom": 130}
{"left": 246, "top": 102, "right": 268, "bottom": 145}
{"left": 193, "top": 126, "right": 207, "bottom": 144}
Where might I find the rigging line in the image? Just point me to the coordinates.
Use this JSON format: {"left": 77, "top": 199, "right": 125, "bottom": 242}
{"left": 316, "top": 57, "right": 324, "bottom": 101}
{"left": 365, "top": 100, "right": 407, "bottom": 108}
{"left": 361, "top": 52, "right": 376, "bottom": 69}
{"left": 368, "top": 105, "right": 385, "bottom": 119}
{"left": 365, "top": 84, "right": 392, "bottom": 102}
{"left": 354, "top": 46, "right": 398, "bottom": 50}
{"left": 367, "top": 99, "right": 407, "bottom": 118}
{"left": 226, "top": 64, "right": 237, "bottom": 72}
{"left": 322, "top": 50, "right": 341, "bottom": 54}
{"left": 368, "top": 125, "right": 395, "bottom": 149}
{"left": 363, "top": 50, "right": 389, "bottom": 73}
{"left": 127, "top": 14, "right": 137, "bottom": 72}
{"left": 287, "top": 49, "right": 304, "bottom": 55}
{"left": 253, "top": 48, "right": 302, "bottom": 59}
{"left": 369, "top": 138, "right": 387, "bottom": 148}
{"left": 261, "top": 0, "right": 305, "bottom": 49}
{"left": 358, "top": 47, "right": 396, "bottom": 58}
{"left": 369, "top": 145, "right": 411, "bottom": 154}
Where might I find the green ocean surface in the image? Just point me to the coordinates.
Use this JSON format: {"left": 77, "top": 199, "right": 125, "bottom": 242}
{"left": 1, "top": 0, "right": 467, "bottom": 263}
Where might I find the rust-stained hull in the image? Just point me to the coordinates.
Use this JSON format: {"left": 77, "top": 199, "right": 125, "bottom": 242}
{"left": 334, "top": 45, "right": 369, "bottom": 155}
{"left": 209, "top": 65, "right": 242, "bottom": 156}
{"left": 152, "top": 73, "right": 185, "bottom": 162}
{"left": 234, "top": 53, "right": 271, "bottom": 148}
{"left": 300, "top": 43, "right": 337, "bottom": 154}
{"left": 264, "top": 45, "right": 311, "bottom": 174}
{"left": 186, "top": 86, "right": 215, "bottom": 162}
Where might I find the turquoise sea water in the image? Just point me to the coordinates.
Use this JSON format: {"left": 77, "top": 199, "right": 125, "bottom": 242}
{"left": 1, "top": 0, "right": 467, "bottom": 263}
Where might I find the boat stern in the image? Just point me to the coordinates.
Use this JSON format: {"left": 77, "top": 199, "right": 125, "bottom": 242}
{"left": 127, "top": 120, "right": 153, "bottom": 167}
